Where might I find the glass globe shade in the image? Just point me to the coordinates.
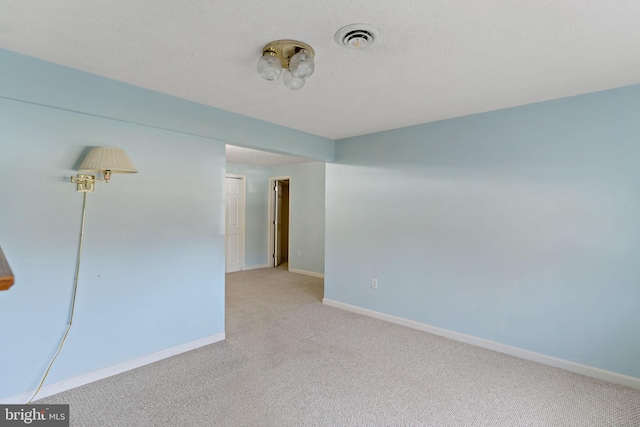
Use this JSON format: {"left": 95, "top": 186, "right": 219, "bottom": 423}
{"left": 257, "top": 53, "right": 282, "bottom": 81}
{"left": 289, "top": 50, "right": 315, "bottom": 78}
{"left": 283, "top": 70, "right": 305, "bottom": 90}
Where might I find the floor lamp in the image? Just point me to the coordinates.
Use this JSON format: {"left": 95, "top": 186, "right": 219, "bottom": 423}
{"left": 27, "top": 147, "right": 137, "bottom": 403}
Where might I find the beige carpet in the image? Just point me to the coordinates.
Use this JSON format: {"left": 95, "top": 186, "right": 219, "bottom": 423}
{"left": 39, "top": 267, "right": 640, "bottom": 426}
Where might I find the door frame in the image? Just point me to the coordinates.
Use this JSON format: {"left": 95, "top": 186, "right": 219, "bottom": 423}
{"left": 225, "top": 174, "right": 246, "bottom": 272}
{"left": 268, "top": 176, "right": 291, "bottom": 268}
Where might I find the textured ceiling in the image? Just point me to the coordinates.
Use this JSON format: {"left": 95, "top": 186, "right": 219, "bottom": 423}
{"left": 2, "top": 1, "right": 640, "bottom": 140}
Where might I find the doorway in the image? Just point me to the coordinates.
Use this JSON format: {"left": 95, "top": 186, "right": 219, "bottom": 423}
{"left": 225, "top": 175, "right": 245, "bottom": 273}
{"left": 269, "top": 177, "right": 290, "bottom": 268}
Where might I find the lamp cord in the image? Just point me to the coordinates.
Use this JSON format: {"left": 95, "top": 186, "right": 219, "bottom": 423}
{"left": 27, "top": 191, "right": 88, "bottom": 404}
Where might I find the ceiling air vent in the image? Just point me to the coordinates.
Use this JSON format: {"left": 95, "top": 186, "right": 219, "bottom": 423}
{"left": 335, "top": 24, "right": 380, "bottom": 49}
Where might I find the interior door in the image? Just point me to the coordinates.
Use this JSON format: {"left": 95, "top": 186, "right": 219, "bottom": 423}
{"left": 274, "top": 180, "right": 283, "bottom": 267}
{"left": 226, "top": 177, "right": 243, "bottom": 273}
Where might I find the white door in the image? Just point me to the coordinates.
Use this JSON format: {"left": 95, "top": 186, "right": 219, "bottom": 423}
{"left": 274, "top": 180, "right": 283, "bottom": 267}
{"left": 226, "top": 177, "right": 244, "bottom": 273}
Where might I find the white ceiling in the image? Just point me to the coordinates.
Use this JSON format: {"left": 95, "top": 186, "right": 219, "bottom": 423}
{"left": 2, "top": 1, "right": 640, "bottom": 140}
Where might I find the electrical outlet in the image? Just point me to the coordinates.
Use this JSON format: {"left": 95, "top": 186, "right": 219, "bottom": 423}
{"left": 297, "top": 250, "right": 302, "bottom": 257}
{"left": 371, "top": 278, "right": 378, "bottom": 289}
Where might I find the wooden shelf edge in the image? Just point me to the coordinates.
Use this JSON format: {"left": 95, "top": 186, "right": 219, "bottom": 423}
{"left": 0, "top": 246, "right": 14, "bottom": 291}
{"left": 0, "top": 276, "right": 15, "bottom": 291}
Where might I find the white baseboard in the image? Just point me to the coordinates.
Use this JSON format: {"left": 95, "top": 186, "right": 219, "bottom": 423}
{"left": 0, "top": 332, "right": 225, "bottom": 404}
{"left": 289, "top": 267, "right": 324, "bottom": 278}
{"left": 322, "top": 299, "right": 640, "bottom": 390}
{"left": 243, "top": 264, "right": 269, "bottom": 271}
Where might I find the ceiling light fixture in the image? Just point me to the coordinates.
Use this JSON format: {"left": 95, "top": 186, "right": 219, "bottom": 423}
{"left": 257, "top": 40, "right": 315, "bottom": 90}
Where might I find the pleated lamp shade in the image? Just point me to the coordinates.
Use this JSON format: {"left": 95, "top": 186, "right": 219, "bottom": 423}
{"left": 78, "top": 147, "right": 138, "bottom": 174}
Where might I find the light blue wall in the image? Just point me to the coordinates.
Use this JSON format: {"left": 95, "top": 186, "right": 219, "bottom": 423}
{"left": 272, "top": 163, "right": 326, "bottom": 275}
{"left": 326, "top": 85, "right": 640, "bottom": 378}
{"left": 0, "top": 98, "right": 226, "bottom": 398}
{"left": 0, "top": 49, "right": 335, "bottom": 162}
{"left": 0, "top": 49, "right": 332, "bottom": 400}
{"left": 226, "top": 163, "right": 271, "bottom": 268}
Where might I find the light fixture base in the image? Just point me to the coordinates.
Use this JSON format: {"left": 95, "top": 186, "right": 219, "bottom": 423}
{"left": 71, "top": 174, "right": 96, "bottom": 193}
{"left": 262, "top": 40, "right": 314, "bottom": 69}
